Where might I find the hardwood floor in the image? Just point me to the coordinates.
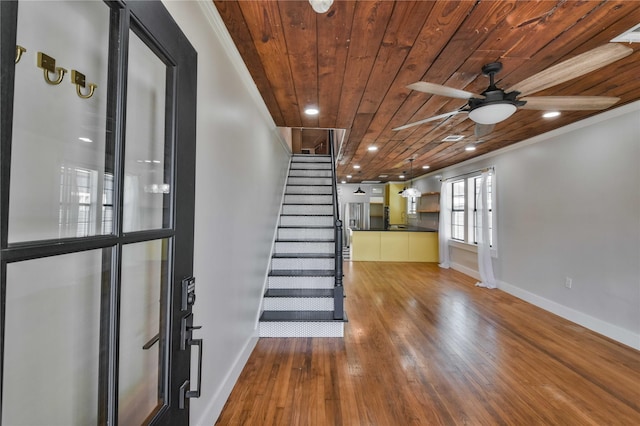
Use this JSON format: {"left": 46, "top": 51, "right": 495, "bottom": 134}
{"left": 215, "top": 262, "right": 640, "bottom": 425}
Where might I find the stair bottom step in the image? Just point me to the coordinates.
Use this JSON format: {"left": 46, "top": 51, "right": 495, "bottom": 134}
{"left": 259, "top": 317, "right": 346, "bottom": 337}
{"left": 260, "top": 310, "right": 347, "bottom": 322}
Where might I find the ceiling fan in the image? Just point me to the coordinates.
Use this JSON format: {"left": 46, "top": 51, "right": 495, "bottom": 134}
{"left": 393, "top": 43, "right": 633, "bottom": 137}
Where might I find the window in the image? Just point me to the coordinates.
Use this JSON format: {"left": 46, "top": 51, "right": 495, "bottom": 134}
{"left": 58, "top": 167, "right": 114, "bottom": 237}
{"left": 473, "top": 175, "right": 492, "bottom": 246}
{"left": 448, "top": 173, "right": 495, "bottom": 247}
{"left": 102, "top": 173, "right": 114, "bottom": 234}
{"left": 451, "top": 180, "right": 465, "bottom": 240}
{"left": 407, "top": 196, "right": 417, "bottom": 215}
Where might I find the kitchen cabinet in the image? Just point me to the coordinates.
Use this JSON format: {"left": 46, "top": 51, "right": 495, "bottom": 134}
{"left": 351, "top": 230, "right": 438, "bottom": 262}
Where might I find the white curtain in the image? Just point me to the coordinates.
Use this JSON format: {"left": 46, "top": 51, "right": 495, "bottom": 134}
{"left": 475, "top": 170, "right": 497, "bottom": 288}
{"left": 438, "top": 179, "right": 451, "bottom": 268}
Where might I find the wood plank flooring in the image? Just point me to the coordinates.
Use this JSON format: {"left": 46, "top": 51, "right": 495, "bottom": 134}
{"left": 215, "top": 262, "right": 640, "bottom": 425}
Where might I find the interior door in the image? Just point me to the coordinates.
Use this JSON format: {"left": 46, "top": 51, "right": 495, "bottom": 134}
{"left": 0, "top": 1, "right": 197, "bottom": 424}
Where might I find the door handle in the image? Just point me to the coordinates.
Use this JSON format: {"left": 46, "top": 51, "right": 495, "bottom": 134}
{"left": 187, "top": 338, "right": 203, "bottom": 399}
{"left": 179, "top": 337, "right": 203, "bottom": 409}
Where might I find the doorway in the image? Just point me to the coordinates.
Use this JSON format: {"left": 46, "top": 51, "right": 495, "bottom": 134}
{"left": 1, "top": 1, "right": 197, "bottom": 424}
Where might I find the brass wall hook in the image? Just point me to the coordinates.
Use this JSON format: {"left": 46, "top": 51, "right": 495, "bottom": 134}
{"left": 15, "top": 45, "right": 26, "bottom": 64}
{"left": 37, "top": 52, "right": 66, "bottom": 85}
{"left": 71, "top": 70, "right": 97, "bottom": 99}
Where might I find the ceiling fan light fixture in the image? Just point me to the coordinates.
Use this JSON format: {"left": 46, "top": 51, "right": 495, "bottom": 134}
{"left": 469, "top": 103, "right": 517, "bottom": 125}
{"left": 309, "top": 0, "right": 333, "bottom": 14}
{"left": 401, "top": 187, "right": 422, "bottom": 198}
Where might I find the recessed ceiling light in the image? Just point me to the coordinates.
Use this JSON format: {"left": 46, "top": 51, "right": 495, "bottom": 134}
{"left": 346, "top": 175, "right": 352, "bottom": 179}
{"left": 611, "top": 23, "right": 640, "bottom": 43}
{"left": 368, "top": 146, "right": 378, "bottom": 151}
{"left": 378, "top": 174, "right": 388, "bottom": 178}
{"left": 78, "top": 137, "right": 93, "bottom": 143}
{"left": 341, "top": 180, "right": 346, "bottom": 184}
{"left": 465, "top": 146, "right": 476, "bottom": 151}
{"left": 304, "top": 107, "right": 319, "bottom": 115}
{"left": 543, "top": 111, "right": 561, "bottom": 118}
{"left": 399, "top": 175, "right": 405, "bottom": 179}
{"left": 442, "top": 135, "right": 465, "bottom": 142}
{"left": 353, "top": 165, "right": 361, "bottom": 169}
{"left": 422, "top": 165, "right": 430, "bottom": 169}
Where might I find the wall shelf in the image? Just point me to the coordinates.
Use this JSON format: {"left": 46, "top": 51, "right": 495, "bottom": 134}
{"left": 417, "top": 192, "right": 440, "bottom": 214}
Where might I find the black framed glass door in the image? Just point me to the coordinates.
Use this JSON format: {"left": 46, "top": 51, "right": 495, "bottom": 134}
{"left": 0, "top": 1, "right": 197, "bottom": 424}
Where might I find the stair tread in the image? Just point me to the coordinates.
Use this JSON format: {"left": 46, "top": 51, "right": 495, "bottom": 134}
{"left": 260, "top": 310, "right": 347, "bottom": 322}
{"left": 279, "top": 225, "right": 334, "bottom": 229}
{"left": 265, "top": 289, "right": 334, "bottom": 298}
{"left": 283, "top": 203, "right": 333, "bottom": 206}
{"left": 276, "top": 239, "right": 334, "bottom": 243}
{"left": 272, "top": 253, "right": 335, "bottom": 259}
{"left": 269, "top": 269, "right": 335, "bottom": 277}
{"left": 280, "top": 213, "right": 333, "bottom": 215}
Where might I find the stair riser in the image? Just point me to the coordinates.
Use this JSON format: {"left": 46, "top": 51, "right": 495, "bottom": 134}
{"left": 268, "top": 276, "right": 334, "bottom": 289}
{"left": 280, "top": 216, "right": 333, "bottom": 227}
{"left": 284, "top": 194, "right": 333, "bottom": 204}
{"left": 278, "top": 228, "right": 334, "bottom": 240}
{"left": 259, "top": 321, "right": 344, "bottom": 338}
{"left": 282, "top": 205, "right": 333, "bottom": 215}
{"left": 286, "top": 186, "right": 333, "bottom": 195}
{"left": 287, "top": 177, "right": 333, "bottom": 186}
{"left": 271, "top": 257, "right": 334, "bottom": 270}
{"left": 290, "top": 163, "right": 331, "bottom": 170}
{"left": 263, "top": 297, "right": 334, "bottom": 311}
{"left": 274, "top": 242, "right": 334, "bottom": 254}
{"left": 289, "top": 170, "right": 332, "bottom": 178}
{"left": 292, "top": 155, "right": 331, "bottom": 163}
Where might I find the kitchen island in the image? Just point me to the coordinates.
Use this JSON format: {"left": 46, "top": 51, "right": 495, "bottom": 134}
{"left": 350, "top": 227, "right": 438, "bottom": 262}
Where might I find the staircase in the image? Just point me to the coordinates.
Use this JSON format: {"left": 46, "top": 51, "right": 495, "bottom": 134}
{"left": 259, "top": 154, "right": 347, "bottom": 337}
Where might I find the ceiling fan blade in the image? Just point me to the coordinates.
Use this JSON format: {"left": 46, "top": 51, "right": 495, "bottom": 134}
{"left": 509, "top": 44, "right": 633, "bottom": 97}
{"left": 407, "top": 82, "right": 484, "bottom": 100}
{"left": 392, "top": 110, "right": 463, "bottom": 131}
{"left": 474, "top": 123, "right": 495, "bottom": 138}
{"left": 519, "top": 96, "right": 621, "bottom": 110}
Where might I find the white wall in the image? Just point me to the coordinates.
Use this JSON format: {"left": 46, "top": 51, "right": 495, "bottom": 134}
{"left": 162, "top": 2, "right": 290, "bottom": 424}
{"left": 413, "top": 102, "right": 640, "bottom": 350}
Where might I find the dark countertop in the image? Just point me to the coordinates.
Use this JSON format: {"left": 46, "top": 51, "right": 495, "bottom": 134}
{"left": 351, "top": 226, "right": 437, "bottom": 232}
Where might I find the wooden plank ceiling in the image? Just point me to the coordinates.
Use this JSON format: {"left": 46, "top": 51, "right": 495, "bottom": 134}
{"left": 213, "top": 0, "right": 640, "bottom": 182}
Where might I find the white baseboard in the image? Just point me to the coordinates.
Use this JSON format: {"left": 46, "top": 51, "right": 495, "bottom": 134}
{"left": 498, "top": 280, "right": 640, "bottom": 351}
{"left": 192, "top": 335, "right": 259, "bottom": 426}
{"left": 450, "top": 265, "right": 639, "bottom": 351}
{"left": 450, "top": 262, "right": 480, "bottom": 281}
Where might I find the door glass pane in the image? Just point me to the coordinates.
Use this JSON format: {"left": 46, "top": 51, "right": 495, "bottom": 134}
{"left": 8, "top": 0, "right": 111, "bottom": 242}
{"left": 2, "top": 250, "right": 103, "bottom": 425}
{"left": 118, "top": 239, "right": 169, "bottom": 423}
{"left": 123, "top": 30, "right": 170, "bottom": 233}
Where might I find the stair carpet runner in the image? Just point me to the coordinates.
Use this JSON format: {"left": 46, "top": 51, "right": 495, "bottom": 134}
{"left": 259, "top": 154, "right": 346, "bottom": 337}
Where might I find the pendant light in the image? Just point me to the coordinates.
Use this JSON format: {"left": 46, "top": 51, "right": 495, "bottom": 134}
{"left": 401, "top": 159, "right": 421, "bottom": 198}
{"left": 309, "top": 0, "right": 333, "bottom": 14}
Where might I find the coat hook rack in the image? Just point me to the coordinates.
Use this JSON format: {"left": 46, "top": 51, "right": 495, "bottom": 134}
{"left": 15, "top": 45, "right": 26, "bottom": 64}
{"left": 37, "top": 51, "right": 66, "bottom": 85}
{"left": 71, "top": 70, "right": 97, "bottom": 99}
